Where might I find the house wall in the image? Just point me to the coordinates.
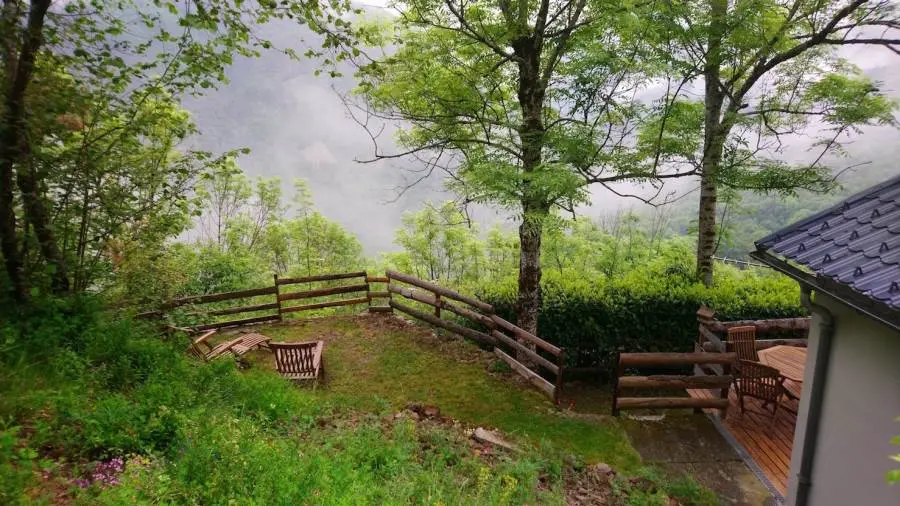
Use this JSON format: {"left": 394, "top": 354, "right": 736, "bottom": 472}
{"left": 786, "top": 293, "right": 900, "bottom": 506}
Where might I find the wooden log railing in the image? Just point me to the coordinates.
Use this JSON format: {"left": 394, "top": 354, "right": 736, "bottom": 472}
{"left": 696, "top": 305, "right": 809, "bottom": 356}
{"left": 161, "top": 285, "right": 281, "bottom": 330}
{"left": 386, "top": 270, "right": 565, "bottom": 403}
{"left": 612, "top": 352, "right": 736, "bottom": 416}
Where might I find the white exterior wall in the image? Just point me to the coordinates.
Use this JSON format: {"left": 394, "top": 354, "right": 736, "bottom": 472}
{"left": 786, "top": 293, "right": 900, "bottom": 506}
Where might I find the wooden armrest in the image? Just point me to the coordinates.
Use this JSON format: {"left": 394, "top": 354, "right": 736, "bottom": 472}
{"left": 192, "top": 329, "right": 218, "bottom": 344}
{"left": 192, "top": 329, "right": 218, "bottom": 353}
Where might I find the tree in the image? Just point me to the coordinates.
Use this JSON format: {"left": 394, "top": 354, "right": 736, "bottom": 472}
{"left": 353, "top": 0, "right": 697, "bottom": 340}
{"left": 197, "top": 159, "right": 252, "bottom": 246}
{"left": 393, "top": 202, "right": 482, "bottom": 283}
{"left": 1, "top": 0, "right": 56, "bottom": 298}
{"left": 0, "top": 0, "right": 361, "bottom": 302}
{"left": 650, "top": 0, "right": 900, "bottom": 285}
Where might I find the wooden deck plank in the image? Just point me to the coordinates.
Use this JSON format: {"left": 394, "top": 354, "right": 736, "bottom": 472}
{"left": 686, "top": 347, "right": 807, "bottom": 497}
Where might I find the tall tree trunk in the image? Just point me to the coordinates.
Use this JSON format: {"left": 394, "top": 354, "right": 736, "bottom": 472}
{"left": 0, "top": 156, "right": 23, "bottom": 301}
{"left": 695, "top": 168, "right": 720, "bottom": 286}
{"left": 17, "top": 158, "right": 70, "bottom": 293}
{"left": 696, "top": 0, "right": 727, "bottom": 287}
{"left": 0, "top": 0, "right": 54, "bottom": 299}
{"left": 516, "top": 202, "right": 547, "bottom": 341}
{"left": 0, "top": 0, "right": 24, "bottom": 301}
{"left": 512, "top": 35, "right": 548, "bottom": 362}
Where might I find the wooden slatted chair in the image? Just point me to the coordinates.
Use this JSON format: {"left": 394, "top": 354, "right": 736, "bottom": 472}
{"left": 733, "top": 359, "right": 785, "bottom": 420}
{"left": 727, "top": 325, "right": 759, "bottom": 362}
{"left": 271, "top": 341, "right": 325, "bottom": 384}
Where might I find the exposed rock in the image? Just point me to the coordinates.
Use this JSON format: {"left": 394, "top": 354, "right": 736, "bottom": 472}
{"left": 472, "top": 427, "right": 519, "bottom": 452}
{"left": 592, "top": 463, "right": 613, "bottom": 476}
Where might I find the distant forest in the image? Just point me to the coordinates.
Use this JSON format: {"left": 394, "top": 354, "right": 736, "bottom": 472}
{"left": 665, "top": 154, "right": 900, "bottom": 259}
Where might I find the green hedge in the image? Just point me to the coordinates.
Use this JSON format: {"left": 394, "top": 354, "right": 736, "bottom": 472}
{"left": 476, "top": 261, "right": 805, "bottom": 378}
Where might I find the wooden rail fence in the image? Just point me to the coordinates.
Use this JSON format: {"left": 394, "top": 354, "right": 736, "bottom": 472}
{"left": 142, "top": 270, "right": 566, "bottom": 402}
{"left": 143, "top": 271, "right": 385, "bottom": 331}
{"left": 386, "top": 270, "right": 565, "bottom": 403}
{"left": 696, "top": 305, "right": 809, "bottom": 354}
{"left": 612, "top": 352, "right": 736, "bottom": 416}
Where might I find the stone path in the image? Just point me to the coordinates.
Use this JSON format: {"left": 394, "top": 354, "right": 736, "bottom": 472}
{"left": 621, "top": 414, "right": 778, "bottom": 505}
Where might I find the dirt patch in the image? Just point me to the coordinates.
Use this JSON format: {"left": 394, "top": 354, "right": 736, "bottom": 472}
{"left": 622, "top": 414, "right": 775, "bottom": 505}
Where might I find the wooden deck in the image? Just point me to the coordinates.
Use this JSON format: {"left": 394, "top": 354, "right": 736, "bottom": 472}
{"left": 688, "top": 346, "right": 807, "bottom": 496}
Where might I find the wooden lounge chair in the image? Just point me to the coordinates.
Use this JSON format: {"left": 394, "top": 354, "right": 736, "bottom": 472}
{"left": 733, "top": 359, "right": 785, "bottom": 420}
{"left": 727, "top": 325, "right": 759, "bottom": 362}
{"left": 188, "top": 329, "right": 271, "bottom": 362}
{"left": 271, "top": 341, "right": 325, "bottom": 384}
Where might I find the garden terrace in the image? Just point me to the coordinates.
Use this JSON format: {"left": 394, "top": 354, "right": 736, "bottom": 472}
{"left": 143, "top": 270, "right": 566, "bottom": 402}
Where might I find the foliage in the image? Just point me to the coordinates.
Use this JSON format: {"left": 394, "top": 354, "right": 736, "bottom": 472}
{"left": 106, "top": 168, "right": 365, "bottom": 303}
{"left": 477, "top": 251, "right": 803, "bottom": 372}
{"left": 384, "top": 202, "right": 484, "bottom": 283}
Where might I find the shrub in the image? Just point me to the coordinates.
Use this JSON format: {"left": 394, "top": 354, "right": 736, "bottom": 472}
{"left": 477, "top": 260, "right": 804, "bottom": 376}
{"left": 0, "top": 426, "right": 38, "bottom": 505}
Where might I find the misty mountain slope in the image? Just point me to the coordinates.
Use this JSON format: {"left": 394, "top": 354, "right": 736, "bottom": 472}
{"left": 182, "top": 20, "right": 456, "bottom": 254}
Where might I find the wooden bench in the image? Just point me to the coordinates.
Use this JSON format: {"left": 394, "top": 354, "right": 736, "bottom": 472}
{"left": 271, "top": 341, "right": 325, "bottom": 384}
{"left": 188, "top": 330, "right": 271, "bottom": 362}
{"left": 231, "top": 332, "right": 273, "bottom": 355}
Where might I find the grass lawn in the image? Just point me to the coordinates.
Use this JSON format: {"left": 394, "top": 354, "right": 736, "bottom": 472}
{"left": 1, "top": 310, "right": 717, "bottom": 505}
{"left": 245, "top": 313, "right": 641, "bottom": 471}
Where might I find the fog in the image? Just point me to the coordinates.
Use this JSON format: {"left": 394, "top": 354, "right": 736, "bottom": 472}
{"left": 182, "top": 12, "right": 900, "bottom": 255}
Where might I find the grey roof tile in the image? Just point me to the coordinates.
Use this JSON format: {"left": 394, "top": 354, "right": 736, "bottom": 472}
{"left": 756, "top": 174, "right": 900, "bottom": 310}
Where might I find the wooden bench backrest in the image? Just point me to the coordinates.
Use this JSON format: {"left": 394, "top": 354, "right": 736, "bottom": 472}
{"left": 189, "top": 330, "right": 218, "bottom": 359}
{"left": 727, "top": 325, "right": 759, "bottom": 362}
{"left": 734, "top": 359, "right": 781, "bottom": 402}
{"left": 271, "top": 342, "right": 320, "bottom": 375}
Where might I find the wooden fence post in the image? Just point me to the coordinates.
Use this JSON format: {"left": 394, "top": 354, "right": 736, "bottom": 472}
{"left": 612, "top": 350, "right": 622, "bottom": 416}
{"left": 554, "top": 347, "right": 565, "bottom": 406}
{"left": 720, "top": 360, "right": 732, "bottom": 418}
{"left": 366, "top": 271, "right": 371, "bottom": 309}
{"left": 273, "top": 274, "right": 283, "bottom": 321}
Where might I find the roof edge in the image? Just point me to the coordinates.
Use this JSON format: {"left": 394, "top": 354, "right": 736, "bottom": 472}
{"left": 750, "top": 249, "right": 900, "bottom": 333}
{"left": 754, "top": 172, "right": 900, "bottom": 249}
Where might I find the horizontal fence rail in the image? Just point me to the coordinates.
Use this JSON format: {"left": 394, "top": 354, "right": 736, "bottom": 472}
{"left": 612, "top": 352, "right": 737, "bottom": 416}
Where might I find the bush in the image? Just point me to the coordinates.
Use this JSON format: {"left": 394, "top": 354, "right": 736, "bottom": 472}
{"left": 477, "top": 259, "right": 804, "bottom": 376}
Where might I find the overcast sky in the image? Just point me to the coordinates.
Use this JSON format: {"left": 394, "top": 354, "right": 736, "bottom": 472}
{"left": 182, "top": 9, "right": 900, "bottom": 254}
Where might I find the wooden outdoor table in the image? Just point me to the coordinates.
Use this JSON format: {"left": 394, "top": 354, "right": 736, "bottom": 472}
{"left": 759, "top": 345, "right": 807, "bottom": 401}
{"left": 758, "top": 345, "right": 806, "bottom": 382}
